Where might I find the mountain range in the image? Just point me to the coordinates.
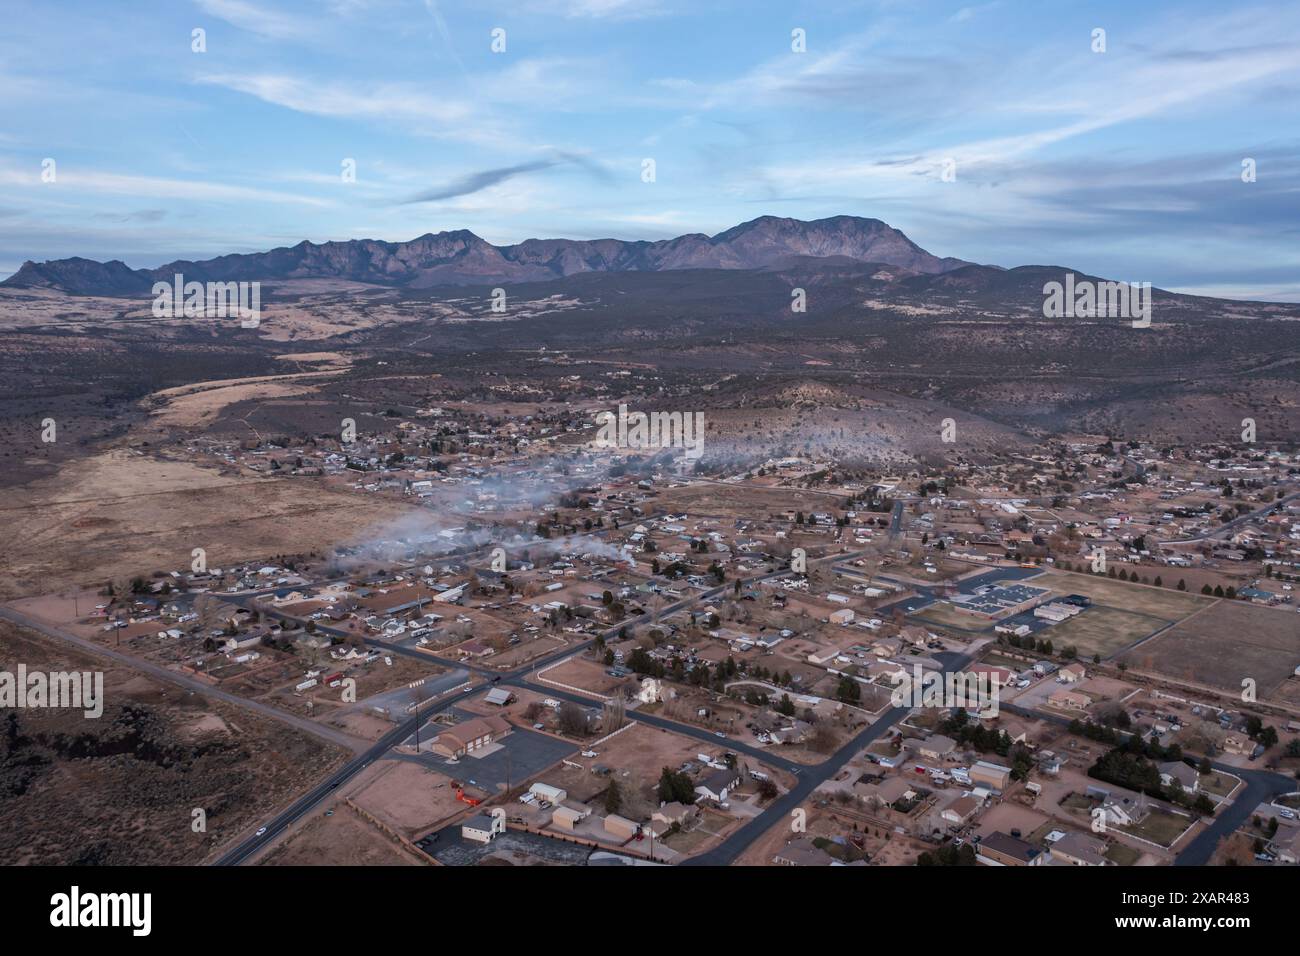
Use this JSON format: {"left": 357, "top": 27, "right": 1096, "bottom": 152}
{"left": 1, "top": 215, "right": 974, "bottom": 296}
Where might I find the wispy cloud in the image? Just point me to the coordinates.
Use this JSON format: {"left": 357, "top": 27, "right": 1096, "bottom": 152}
{"left": 194, "top": 0, "right": 315, "bottom": 41}
{"left": 0, "top": 162, "right": 330, "bottom": 207}
{"left": 196, "top": 72, "right": 474, "bottom": 125}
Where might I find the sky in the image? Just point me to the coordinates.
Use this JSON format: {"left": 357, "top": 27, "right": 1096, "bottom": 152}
{"left": 2, "top": 0, "right": 1299, "bottom": 299}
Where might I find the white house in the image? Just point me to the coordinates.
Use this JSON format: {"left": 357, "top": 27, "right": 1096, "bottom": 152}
{"left": 694, "top": 768, "right": 742, "bottom": 803}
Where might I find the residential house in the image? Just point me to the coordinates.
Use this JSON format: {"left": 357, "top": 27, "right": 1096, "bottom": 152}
{"left": 695, "top": 768, "right": 742, "bottom": 804}
{"left": 1223, "top": 734, "right": 1253, "bottom": 756}
{"left": 1269, "top": 824, "right": 1300, "bottom": 865}
{"left": 940, "top": 795, "right": 980, "bottom": 826}
{"left": 773, "top": 837, "right": 837, "bottom": 866}
{"left": 918, "top": 734, "right": 957, "bottom": 761}
{"left": 1049, "top": 831, "right": 1111, "bottom": 866}
{"left": 1047, "top": 689, "right": 1093, "bottom": 712}
{"left": 977, "top": 831, "right": 1042, "bottom": 866}
{"left": 1158, "top": 761, "right": 1199, "bottom": 792}
{"left": 652, "top": 802, "right": 700, "bottom": 829}
{"left": 858, "top": 776, "right": 916, "bottom": 809}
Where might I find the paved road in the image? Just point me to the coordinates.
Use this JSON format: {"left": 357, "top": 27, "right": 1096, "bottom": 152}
{"left": 214, "top": 680, "right": 487, "bottom": 865}
{"left": 0, "top": 605, "right": 368, "bottom": 754}
{"left": 1156, "top": 489, "right": 1299, "bottom": 545}
{"left": 888, "top": 499, "right": 904, "bottom": 538}
{"left": 1174, "top": 765, "right": 1296, "bottom": 866}
{"left": 685, "top": 650, "right": 974, "bottom": 866}
{"left": 1001, "top": 701, "right": 1296, "bottom": 865}
{"left": 215, "top": 545, "right": 885, "bottom": 863}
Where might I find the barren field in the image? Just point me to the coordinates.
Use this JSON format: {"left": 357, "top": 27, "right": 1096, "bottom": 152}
{"left": 259, "top": 804, "right": 421, "bottom": 866}
{"left": 350, "top": 759, "right": 469, "bottom": 838}
{"left": 1122, "top": 600, "right": 1300, "bottom": 696}
{"left": 0, "top": 448, "right": 418, "bottom": 599}
{"left": 911, "top": 602, "right": 995, "bottom": 633}
{"left": 146, "top": 369, "right": 348, "bottom": 429}
{"left": 0, "top": 621, "right": 347, "bottom": 865}
{"left": 536, "top": 656, "right": 623, "bottom": 697}
{"left": 654, "top": 481, "right": 848, "bottom": 520}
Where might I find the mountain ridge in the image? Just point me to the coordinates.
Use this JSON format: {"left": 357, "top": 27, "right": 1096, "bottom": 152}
{"left": 1, "top": 215, "right": 974, "bottom": 295}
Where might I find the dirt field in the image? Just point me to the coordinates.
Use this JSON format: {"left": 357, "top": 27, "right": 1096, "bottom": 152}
{"left": 350, "top": 759, "right": 469, "bottom": 838}
{"left": 1122, "top": 600, "right": 1300, "bottom": 695}
{"left": 0, "top": 621, "right": 347, "bottom": 865}
{"left": 0, "top": 448, "right": 418, "bottom": 599}
{"left": 259, "top": 804, "right": 421, "bottom": 866}
{"left": 147, "top": 370, "right": 346, "bottom": 429}
{"left": 654, "top": 482, "right": 849, "bottom": 521}
{"left": 536, "top": 657, "right": 625, "bottom": 697}
{"left": 268, "top": 654, "right": 444, "bottom": 722}
{"left": 732, "top": 803, "right": 915, "bottom": 866}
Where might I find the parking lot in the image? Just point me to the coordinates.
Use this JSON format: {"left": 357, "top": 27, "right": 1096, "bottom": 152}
{"left": 423, "top": 828, "right": 594, "bottom": 866}
{"left": 398, "top": 709, "right": 578, "bottom": 793}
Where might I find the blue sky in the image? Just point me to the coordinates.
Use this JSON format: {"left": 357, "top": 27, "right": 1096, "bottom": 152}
{"left": 2, "top": 0, "right": 1299, "bottom": 298}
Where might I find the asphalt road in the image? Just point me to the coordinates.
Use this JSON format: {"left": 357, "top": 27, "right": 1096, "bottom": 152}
{"left": 213, "top": 684, "right": 483, "bottom": 865}
{"left": 214, "top": 545, "right": 885, "bottom": 863}
{"left": 0, "top": 605, "right": 367, "bottom": 753}
{"left": 1174, "top": 765, "right": 1296, "bottom": 866}
{"left": 1156, "top": 489, "right": 1299, "bottom": 545}
{"left": 1001, "top": 701, "right": 1296, "bottom": 865}
{"left": 685, "top": 650, "right": 974, "bottom": 866}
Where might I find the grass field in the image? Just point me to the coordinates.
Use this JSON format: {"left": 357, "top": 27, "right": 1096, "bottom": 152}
{"left": 1198, "top": 772, "right": 1238, "bottom": 799}
{"left": 1118, "top": 807, "right": 1194, "bottom": 848}
{"left": 1105, "top": 842, "right": 1141, "bottom": 865}
{"left": 1039, "top": 605, "right": 1173, "bottom": 661}
{"left": 911, "top": 602, "right": 994, "bottom": 632}
{"left": 1034, "top": 569, "right": 1211, "bottom": 620}
{"left": 1122, "top": 600, "right": 1300, "bottom": 696}
{"left": 910, "top": 570, "right": 1210, "bottom": 650}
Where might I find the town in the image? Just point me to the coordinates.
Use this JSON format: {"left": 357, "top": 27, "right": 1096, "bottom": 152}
{"left": 6, "top": 401, "right": 1297, "bottom": 869}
